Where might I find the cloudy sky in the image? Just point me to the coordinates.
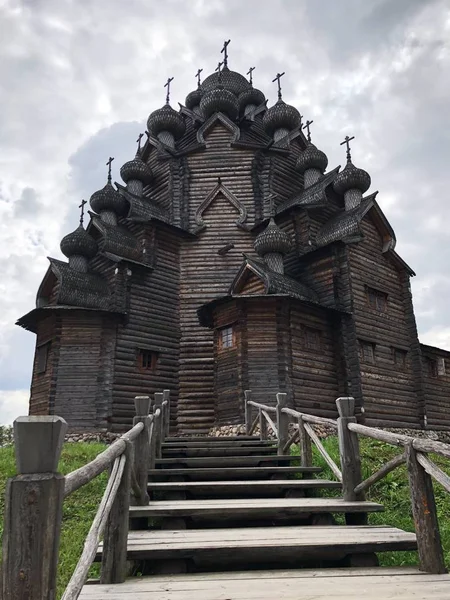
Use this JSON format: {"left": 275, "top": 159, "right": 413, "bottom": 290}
{"left": 0, "top": 0, "right": 449, "bottom": 424}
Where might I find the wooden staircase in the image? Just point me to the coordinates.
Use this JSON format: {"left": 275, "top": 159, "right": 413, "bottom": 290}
{"left": 87, "top": 434, "right": 426, "bottom": 598}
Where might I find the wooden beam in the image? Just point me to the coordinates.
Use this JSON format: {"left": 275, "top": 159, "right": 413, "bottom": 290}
{"left": 355, "top": 453, "right": 406, "bottom": 495}
{"left": 276, "top": 393, "right": 289, "bottom": 456}
{"left": 336, "top": 397, "right": 363, "bottom": 501}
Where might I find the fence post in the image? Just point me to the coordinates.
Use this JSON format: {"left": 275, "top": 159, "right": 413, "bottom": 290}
{"left": 298, "top": 416, "right": 312, "bottom": 467}
{"left": 244, "top": 390, "right": 252, "bottom": 435}
{"left": 154, "top": 392, "right": 164, "bottom": 458}
{"left": 336, "top": 397, "right": 363, "bottom": 501}
{"left": 2, "top": 416, "right": 67, "bottom": 600}
{"left": 163, "top": 389, "right": 171, "bottom": 439}
{"left": 276, "top": 393, "right": 289, "bottom": 455}
{"left": 259, "top": 409, "right": 268, "bottom": 441}
{"left": 405, "top": 442, "right": 446, "bottom": 573}
{"left": 101, "top": 440, "right": 133, "bottom": 584}
{"left": 133, "top": 396, "right": 151, "bottom": 506}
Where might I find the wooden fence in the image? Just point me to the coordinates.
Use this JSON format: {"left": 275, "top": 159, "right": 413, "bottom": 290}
{"left": 1, "top": 389, "right": 171, "bottom": 600}
{"left": 245, "top": 391, "right": 450, "bottom": 575}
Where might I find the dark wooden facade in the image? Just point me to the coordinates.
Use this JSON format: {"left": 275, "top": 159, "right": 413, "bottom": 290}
{"left": 17, "top": 63, "right": 450, "bottom": 432}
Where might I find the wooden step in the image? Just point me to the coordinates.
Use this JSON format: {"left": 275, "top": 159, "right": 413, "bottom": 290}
{"left": 162, "top": 446, "right": 278, "bottom": 458}
{"left": 80, "top": 567, "right": 450, "bottom": 600}
{"left": 155, "top": 455, "right": 301, "bottom": 468}
{"left": 164, "top": 436, "right": 261, "bottom": 443}
{"left": 148, "top": 479, "right": 341, "bottom": 496}
{"left": 163, "top": 440, "right": 275, "bottom": 448}
{"left": 149, "top": 466, "right": 321, "bottom": 481}
{"left": 129, "top": 497, "right": 384, "bottom": 520}
{"left": 96, "top": 526, "right": 416, "bottom": 564}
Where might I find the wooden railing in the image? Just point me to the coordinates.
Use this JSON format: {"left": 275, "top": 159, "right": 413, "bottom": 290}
{"left": 2, "top": 389, "right": 171, "bottom": 600}
{"left": 244, "top": 391, "right": 450, "bottom": 575}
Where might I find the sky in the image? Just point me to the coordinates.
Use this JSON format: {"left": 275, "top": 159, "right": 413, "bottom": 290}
{"left": 0, "top": 0, "right": 449, "bottom": 424}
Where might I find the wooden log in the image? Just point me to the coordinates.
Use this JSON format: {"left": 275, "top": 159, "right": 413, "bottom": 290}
{"left": 347, "top": 422, "right": 411, "bottom": 447}
{"left": 154, "top": 393, "right": 164, "bottom": 458}
{"left": 304, "top": 422, "right": 343, "bottom": 482}
{"left": 2, "top": 416, "right": 67, "bottom": 600}
{"left": 101, "top": 442, "right": 132, "bottom": 584}
{"left": 276, "top": 393, "right": 289, "bottom": 456}
{"left": 259, "top": 409, "right": 268, "bottom": 441}
{"left": 248, "top": 413, "right": 260, "bottom": 436}
{"left": 244, "top": 390, "right": 252, "bottom": 435}
{"left": 283, "top": 428, "right": 300, "bottom": 454}
{"left": 163, "top": 389, "right": 171, "bottom": 438}
{"left": 282, "top": 407, "right": 337, "bottom": 428}
{"left": 248, "top": 401, "right": 277, "bottom": 413}
{"left": 262, "top": 410, "right": 278, "bottom": 438}
{"left": 413, "top": 438, "right": 450, "bottom": 460}
{"left": 416, "top": 452, "right": 450, "bottom": 494}
{"left": 354, "top": 453, "right": 406, "bottom": 495}
{"left": 405, "top": 442, "right": 446, "bottom": 573}
{"left": 298, "top": 416, "right": 312, "bottom": 468}
{"left": 336, "top": 397, "right": 363, "bottom": 501}
{"left": 132, "top": 409, "right": 151, "bottom": 506}
{"left": 149, "top": 417, "right": 156, "bottom": 470}
{"left": 64, "top": 422, "right": 144, "bottom": 497}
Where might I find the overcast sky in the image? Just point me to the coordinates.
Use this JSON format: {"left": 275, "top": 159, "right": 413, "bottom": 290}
{"left": 0, "top": 0, "right": 449, "bottom": 424}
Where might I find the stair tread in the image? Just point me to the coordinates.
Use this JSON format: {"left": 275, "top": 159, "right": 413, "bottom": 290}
{"left": 149, "top": 466, "right": 321, "bottom": 478}
{"left": 162, "top": 446, "right": 278, "bottom": 457}
{"left": 163, "top": 440, "right": 276, "bottom": 448}
{"left": 79, "top": 568, "right": 450, "bottom": 600}
{"left": 148, "top": 479, "right": 341, "bottom": 490}
{"left": 165, "top": 436, "right": 259, "bottom": 443}
{"left": 156, "top": 455, "right": 301, "bottom": 466}
{"left": 129, "top": 497, "right": 384, "bottom": 517}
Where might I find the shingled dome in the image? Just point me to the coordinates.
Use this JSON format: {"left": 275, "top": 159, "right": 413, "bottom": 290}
{"left": 262, "top": 99, "right": 302, "bottom": 137}
{"left": 201, "top": 66, "right": 250, "bottom": 96}
{"left": 254, "top": 218, "right": 293, "bottom": 257}
{"left": 200, "top": 85, "right": 239, "bottom": 120}
{"left": 120, "top": 155, "right": 153, "bottom": 185}
{"left": 90, "top": 181, "right": 129, "bottom": 217}
{"left": 238, "top": 87, "right": 265, "bottom": 114}
{"left": 333, "top": 160, "right": 371, "bottom": 195}
{"left": 185, "top": 88, "right": 203, "bottom": 111}
{"left": 60, "top": 225, "right": 98, "bottom": 259}
{"left": 296, "top": 143, "right": 328, "bottom": 175}
{"left": 147, "top": 104, "right": 186, "bottom": 140}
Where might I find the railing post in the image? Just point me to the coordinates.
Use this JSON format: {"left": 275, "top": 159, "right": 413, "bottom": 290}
{"left": 405, "top": 442, "right": 446, "bottom": 573}
{"left": 154, "top": 392, "right": 164, "bottom": 459}
{"left": 2, "top": 416, "right": 67, "bottom": 600}
{"left": 336, "top": 397, "right": 363, "bottom": 501}
{"left": 101, "top": 440, "right": 133, "bottom": 584}
{"left": 163, "top": 389, "right": 171, "bottom": 439}
{"left": 276, "top": 393, "right": 289, "bottom": 455}
{"left": 244, "top": 390, "right": 252, "bottom": 435}
{"left": 259, "top": 408, "right": 268, "bottom": 441}
{"left": 133, "top": 396, "right": 151, "bottom": 506}
{"left": 298, "top": 416, "right": 312, "bottom": 467}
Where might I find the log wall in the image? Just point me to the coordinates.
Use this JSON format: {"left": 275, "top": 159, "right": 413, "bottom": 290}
{"left": 29, "top": 314, "right": 58, "bottom": 416}
{"left": 421, "top": 344, "right": 450, "bottom": 429}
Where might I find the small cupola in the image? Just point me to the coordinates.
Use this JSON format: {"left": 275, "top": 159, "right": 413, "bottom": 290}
{"left": 146, "top": 77, "right": 186, "bottom": 148}
{"left": 199, "top": 62, "right": 239, "bottom": 121}
{"left": 90, "top": 157, "right": 129, "bottom": 225}
{"left": 262, "top": 72, "right": 301, "bottom": 142}
{"left": 238, "top": 66, "right": 265, "bottom": 117}
{"left": 333, "top": 135, "right": 371, "bottom": 211}
{"left": 185, "top": 68, "right": 204, "bottom": 116}
{"left": 296, "top": 119, "right": 328, "bottom": 188}
{"left": 120, "top": 133, "right": 153, "bottom": 197}
{"left": 60, "top": 200, "right": 98, "bottom": 272}
{"left": 254, "top": 217, "right": 293, "bottom": 274}
{"left": 201, "top": 40, "right": 250, "bottom": 97}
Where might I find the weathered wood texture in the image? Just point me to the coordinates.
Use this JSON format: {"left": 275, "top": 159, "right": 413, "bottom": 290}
{"left": 420, "top": 344, "right": 450, "bottom": 429}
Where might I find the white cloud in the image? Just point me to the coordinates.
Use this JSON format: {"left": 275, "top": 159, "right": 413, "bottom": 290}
{"left": 0, "top": 389, "right": 30, "bottom": 426}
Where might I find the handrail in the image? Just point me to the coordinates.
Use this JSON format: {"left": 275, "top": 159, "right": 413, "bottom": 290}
{"left": 304, "top": 422, "right": 342, "bottom": 482}
{"left": 281, "top": 406, "right": 338, "bottom": 428}
{"left": 261, "top": 409, "right": 278, "bottom": 437}
{"left": 354, "top": 452, "right": 406, "bottom": 495}
{"left": 247, "top": 400, "right": 277, "bottom": 413}
{"left": 416, "top": 452, "right": 450, "bottom": 494}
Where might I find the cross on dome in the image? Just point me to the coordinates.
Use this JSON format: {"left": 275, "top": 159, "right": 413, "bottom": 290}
{"left": 106, "top": 156, "right": 114, "bottom": 182}
{"left": 78, "top": 199, "right": 87, "bottom": 225}
{"left": 340, "top": 135, "right": 355, "bottom": 162}
{"left": 303, "top": 119, "right": 314, "bottom": 142}
{"left": 221, "top": 39, "right": 231, "bottom": 67}
{"left": 272, "top": 72, "right": 285, "bottom": 100}
{"left": 247, "top": 66, "right": 255, "bottom": 85}
{"left": 136, "top": 132, "right": 144, "bottom": 152}
{"left": 164, "top": 77, "right": 174, "bottom": 104}
{"left": 195, "top": 68, "right": 203, "bottom": 87}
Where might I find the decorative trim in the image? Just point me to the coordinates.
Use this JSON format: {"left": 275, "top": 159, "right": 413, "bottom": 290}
{"left": 197, "top": 112, "right": 240, "bottom": 144}
{"left": 194, "top": 181, "right": 248, "bottom": 232}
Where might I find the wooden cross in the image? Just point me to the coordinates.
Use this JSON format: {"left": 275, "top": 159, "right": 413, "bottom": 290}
{"left": 247, "top": 66, "right": 255, "bottom": 85}
{"left": 215, "top": 61, "right": 223, "bottom": 73}
{"left": 78, "top": 199, "right": 87, "bottom": 225}
{"left": 303, "top": 119, "right": 314, "bottom": 142}
{"left": 106, "top": 156, "right": 114, "bottom": 182}
{"left": 299, "top": 113, "right": 304, "bottom": 129}
{"left": 164, "top": 76, "right": 174, "bottom": 104}
{"left": 136, "top": 132, "right": 144, "bottom": 151}
{"left": 340, "top": 135, "right": 355, "bottom": 162}
{"left": 195, "top": 68, "right": 203, "bottom": 87}
{"left": 221, "top": 39, "right": 231, "bottom": 67}
{"left": 272, "top": 72, "right": 285, "bottom": 100}
{"left": 267, "top": 192, "right": 277, "bottom": 217}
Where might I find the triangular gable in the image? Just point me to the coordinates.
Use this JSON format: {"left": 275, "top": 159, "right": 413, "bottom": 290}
{"left": 197, "top": 113, "right": 240, "bottom": 144}
{"left": 230, "top": 261, "right": 268, "bottom": 295}
{"left": 194, "top": 180, "right": 248, "bottom": 233}
{"left": 36, "top": 264, "right": 58, "bottom": 307}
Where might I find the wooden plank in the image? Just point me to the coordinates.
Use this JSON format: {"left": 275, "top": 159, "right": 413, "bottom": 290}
{"left": 355, "top": 453, "right": 406, "bottom": 495}
{"left": 155, "top": 455, "right": 301, "bottom": 467}
{"left": 162, "top": 446, "right": 277, "bottom": 457}
{"left": 304, "top": 422, "right": 342, "bottom": 481}
{"left": 148, "top": 479, "right": 341, "bottom": 492}
{"left": 148, "top": 466, "right": 321, "bottom": 481}
{"left": 416, "top": 452, "right": 450, "bottom": 494}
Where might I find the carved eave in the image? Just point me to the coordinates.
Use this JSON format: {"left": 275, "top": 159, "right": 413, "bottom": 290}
{"left": 115, "top": 182, "right": 170, "bottom": 224}
{"left": 16, "top": 305, "right": 124, "bottom": 334}
{"left": 277, "top": 167, "right": 341, "bottom": 215}
{"left": 194, "top": 181, "right": 249, "bottom": 234}
{"left": 238, "top": 101, "right": 267, "bottom": 124}
{"left": 178, "top": 103, "right": 205, "bottom": 125}
{"left": 197, "top": 112, "right": 240, "bottom": 144}
{"left": 90, "top": 214, "right": 144, "bottom": 263}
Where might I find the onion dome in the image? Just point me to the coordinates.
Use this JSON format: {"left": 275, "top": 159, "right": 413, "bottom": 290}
{"left": 146, "top": 104, "right": 186, "bottom": 141}
{"left": 185, "top": 87, "right": 203, "bottom": 111}
{"left": 200, "top": 85, "right": 239, "bottom": 120}
{"left": 120, "top": 154, "right": 153, "bottom": 185}
{"left": 90, "top": 181, "right": 129, "bottom": 217}
{"left": 60, "top": 225, "right": 98, "bottom": 259}
{"left": 333, "top": 160, "right": 371, "bottom": 195}
{"left": 238, "top": 87, "right": 265, "bottom": 114}
{"left": 262, "top": 100, "right": 302, "bottom": 137}
{"left": 254, "top": 218, "right": 293, "bottom": 257}
{"left": 296, "top": 143, "right": 328, "bottom": 174}
{"left": 201, "top": 66, "right": 250, "bottom": 96}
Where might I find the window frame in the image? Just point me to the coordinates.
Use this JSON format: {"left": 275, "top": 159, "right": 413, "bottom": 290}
{"left": 303, "top": 326, "right": 322, "bottom": 352}
{"left": 36, "top": 342, "right": 50, "bottom": 374}
{"left": 366, "top": 286, "right": 388, "bottom": 313}
{"left": 218, "top": 325, "right": 235, "bottom": 351}
{"left": 393, "top": 347, "right": 407, "bottom": 369}
{"left": 137, "top": 349, "right": 158, "bottom": 372}
{"left": 359, "top": 340, "right": 376, "bottom": 364}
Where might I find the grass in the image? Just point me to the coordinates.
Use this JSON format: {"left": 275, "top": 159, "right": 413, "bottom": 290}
{"left": 0, "top": 437, "right": 450, "bottom": 597}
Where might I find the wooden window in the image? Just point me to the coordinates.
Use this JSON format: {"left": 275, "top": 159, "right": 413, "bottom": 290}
{"left": 138, "top": 349, "right": 158, "bottom": 371}
{"left": 366, "top": 287, "right": 388, "bottom": 312}
{"left": 304, "top": 327, "right": 321, "bottom": 351}
{"left": 426, "top": 358, "right": 438, "bottom": 378}
{"left": 393, "top": 348, "right": 407, "bottom": 369}
{"left": 359, "top": 340, "right": 375, "bottom": 364}
{"left": 36, "top": 342, "right": 50, "bottom": 374}
{"left": 438, "top": 357, "right": 446, "bottom": 376}
{"left": 219, "top": 326, "right": 235, "bottom": 350}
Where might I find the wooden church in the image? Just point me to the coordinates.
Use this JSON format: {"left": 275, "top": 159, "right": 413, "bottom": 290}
{"left": 17, "top": 42, "right": 450, "bottom": 433}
